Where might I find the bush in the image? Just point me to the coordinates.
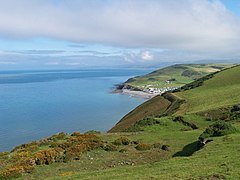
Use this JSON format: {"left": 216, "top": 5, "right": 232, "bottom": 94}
{"left": 119, "top": 149, "right": 127, "bottom": 153}
{"left": 0, "top": 165, "right": 23, "bottom": 179}
{"left": 50, "top": 132, "right": 67, "bottom": 141}
{"left": 199, "top": 121, "right": 237, "bottom": 140}
{"left": 84, "top": 130, "right": 101, "bottom": 134}
{"left": 103, "top": 144, "right": 118, "bottom": 151}
{"left": 126, "top": 117, "right": 162, "bottom": 132}
{"left": 11, "top": 141, "right": 39, "bottom": 152}
{"left": 161, "top": 145, "right": 170, "bottom": 151}
{"left": 113, "top": 136, "right": 131, "bottom": 146}
{"left": 71, "top": 132, "right": 81, "bottom": 137}
{"left": 35, "top": 148, "right": 65, "bottom": 165}
{"left": 135, "top": 143, "right": 152, "bottom": 151}
{"left": 153, "top": 143, "right": 162, "bottom": 149}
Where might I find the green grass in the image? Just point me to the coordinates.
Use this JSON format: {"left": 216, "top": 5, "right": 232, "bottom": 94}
{"left": 50, "top": 133, "right": 240, "bottom": 180}
{"left": 18, "top": 116, "right": 240, "bottom": 180}
{"left": 177, "top": 65, "right": 240, "bottom": 113}
{"left": 109, "top": 95, "right": 171, "bottom": 132}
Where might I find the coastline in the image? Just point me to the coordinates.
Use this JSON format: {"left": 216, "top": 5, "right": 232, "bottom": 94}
{"left": 113, "top": 88, "right": 158, "bottom": 99}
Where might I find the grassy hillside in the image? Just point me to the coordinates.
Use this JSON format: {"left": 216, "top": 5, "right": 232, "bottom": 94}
{"left": 125, "top": 64, "right": 234, "bottom": 90}
{"left": 177, "top": 65, "right": 240, "bottom": 113}
{"left": 1, "top": 64, "right": 240, "bottom": 179}
{"left": 109, "top": 95, "right": 171, "bottom": 132}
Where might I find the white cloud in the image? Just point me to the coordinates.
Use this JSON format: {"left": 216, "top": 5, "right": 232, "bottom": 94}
{"left": 141, "top": 51, "right": 153, "bottom": 61}
{"left": 0, "top": 0, "right": 239, "bottom": 53}
{"left": 0, "top": 61, "right": 16, "bottom": 65}
{"left": 0, "top": 0, "right": 240, "bottom": 68}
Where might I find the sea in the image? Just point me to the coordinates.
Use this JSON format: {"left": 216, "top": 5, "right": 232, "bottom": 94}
{"left": 0, "top": 69, "right": 151, "bottom": 152}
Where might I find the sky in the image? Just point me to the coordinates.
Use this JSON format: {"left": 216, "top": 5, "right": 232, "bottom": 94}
{"left": 0, "top": 0, "right": 240, "bottom": 70}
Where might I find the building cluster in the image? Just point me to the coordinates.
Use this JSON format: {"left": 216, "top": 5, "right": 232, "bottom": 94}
{"left": 143, "top": 86, "right": 179, "bottom": 94}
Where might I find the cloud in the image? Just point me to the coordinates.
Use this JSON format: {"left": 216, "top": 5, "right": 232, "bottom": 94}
{"left": 0, "top": 61, "right": 16, "bottom": 65}
{"left": 1, "top": 0, "right": 240, "bottom": 69}
{"left": 0, "top": 0, "right": 240, "bottom": 55}
{"left": 141, "top": 51, "right": 153, "bottom": 61}
{"left": 74, "top": 50, "right": 110, "bottom": 56}
{"left": 9, "top": 50, "right": 65, "bottom": 55}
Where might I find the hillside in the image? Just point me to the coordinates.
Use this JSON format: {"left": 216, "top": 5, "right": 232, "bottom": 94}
{"left": 176, "top": 65, "right": 240, "bottom": 113}
{"left": 1, "top": 64, "right": 240, "bottom": 179}
{"left": 123, "top": 64, "right": 234, "bottom": 91}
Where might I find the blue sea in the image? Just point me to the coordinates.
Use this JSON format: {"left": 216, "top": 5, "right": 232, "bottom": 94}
{"left": 0, "top": 69, "right": 151, "bottom": 152}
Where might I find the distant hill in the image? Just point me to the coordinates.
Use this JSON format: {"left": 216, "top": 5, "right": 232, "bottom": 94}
{"left": 123, "top": 64, "right": 234, "bottom": 90}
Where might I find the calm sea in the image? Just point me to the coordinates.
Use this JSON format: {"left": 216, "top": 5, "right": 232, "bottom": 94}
{"left": 0, "top": 69, "right": 151, "bottom": 152}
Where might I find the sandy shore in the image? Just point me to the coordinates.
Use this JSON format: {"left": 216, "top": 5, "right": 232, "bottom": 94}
{"left": 121, "top": 89, "right": 158, "bottom": 99}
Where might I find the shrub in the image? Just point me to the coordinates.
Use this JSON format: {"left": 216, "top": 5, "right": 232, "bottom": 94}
{"left": 84, "top": 130, "right": 101, "bottom": 134}
{"left": 35, "top": 148, "right": 65, "bottom": 165}
{"left": 11, "top": 141, "right": 39, "bottom": 152}
{"left": 0, "top": 165, "right": 23, "bottom": 179}
{"left": 103, "top": 144, "right": 118, "bottom": 151}
{"left": 135, "top": 143, "right": 152, "bottom": 151}
{"left": 153, "top": 143, "right": 162, "bottom": 149}
{"left": 11, "top": 151, "right": 32, "bottom": 162}
{"left": 119, "top": 149, "right": 127, "bottom": 153}
{"left": 199, "top": 121, "right": 237, "bottom": 140}
{"left": 131, "top": 140, "right": 142, "bottom": 145}
{"left": 71, "top": 132, "right": 81, "bottom": 137}
{"left": 161, "top": 145, "right": 170, "bottom": 151}
{"left": 113, "top": 136, "right": 131, "bottom": 145}
{"left": 50, "top": 132, "right": 67, "bottom": 141}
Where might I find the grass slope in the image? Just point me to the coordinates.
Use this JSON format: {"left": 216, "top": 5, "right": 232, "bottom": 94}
{"left": 109, "top": 95, "right": 171, "bottom": 132}
{"left": 177, "top": 65, "right": 240, "bottom": 113}
{"left": 53, "top": 133, "right": 240, "bottom": 180}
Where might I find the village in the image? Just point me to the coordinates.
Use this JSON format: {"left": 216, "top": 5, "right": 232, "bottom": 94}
{"left": 140, "top": 79, "right": 180, "bottom": 95}
{"left": 143, "top": 86, "right": 179, "bottom": 95}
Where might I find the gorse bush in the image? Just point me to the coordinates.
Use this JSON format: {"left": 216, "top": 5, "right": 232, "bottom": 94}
{"left": 84, "top": 130, "right": 101, "bottom": 134}
{"left": 0, "top": 131, "right": 106, "bottom": 178}
{"left": 103, "top": 144, "right": 118, "bottom": 151}
{"left": 199, "top": 121, "right": 237, "bottom": 140}
{"left": 113, "top": 136, "right": 131, "bottom": 145}
{"left": 135, "top": 143, "right": 152, "bottom": 151}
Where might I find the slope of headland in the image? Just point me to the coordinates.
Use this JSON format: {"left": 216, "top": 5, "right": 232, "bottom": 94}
{"left": 1, "top": 64, "right": 240, "bottom": 179}
{"left": 115, "top": 63, "right": 234, "bottom": 98}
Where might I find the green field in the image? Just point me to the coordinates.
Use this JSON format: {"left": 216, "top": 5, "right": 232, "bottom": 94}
{"left": 1, "top": 64, "right": 240, "bottom": 179}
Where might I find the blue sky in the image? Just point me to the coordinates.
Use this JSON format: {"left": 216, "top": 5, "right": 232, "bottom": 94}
{"left": 0, "top": 0, "right": 240, "bottom": 69}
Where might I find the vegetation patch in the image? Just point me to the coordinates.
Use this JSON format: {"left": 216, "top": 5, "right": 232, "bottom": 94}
{"left": 126, "top": 116, "right": 162, "bottom": 132}
{"left": 103, "top": 144, "right": 118, "bottom": 151}
{"left": 113, "top": 136, "right": 131, "bottom": 145}
{"left": 173, "top": 116, "right": 198, "bottom": 130}
{"left": 199, "top": 121, "right": 237, "bottom": 140}
{"left": 135, "top": 143, "right": 152, "bottom": 151}
{"left": 84, "top": 130, "right": 101, "bottom": 134}
{"left": 173, "top": 72, "right": 217, "bottom": 92}
{"left": 181, "top": 69, "right": 202, "bottom": 78}
{"left": 199, "top": 104, "right": 240, "bottom": 121}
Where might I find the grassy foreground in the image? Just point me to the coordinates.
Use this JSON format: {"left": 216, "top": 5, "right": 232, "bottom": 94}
{"left": 0, "top": 64, "right": 240, "bottom": 179}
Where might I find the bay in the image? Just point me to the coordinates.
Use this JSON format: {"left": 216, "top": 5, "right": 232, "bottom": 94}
{"left": 0, "top": 69, "right": 150, "bottom": 151}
